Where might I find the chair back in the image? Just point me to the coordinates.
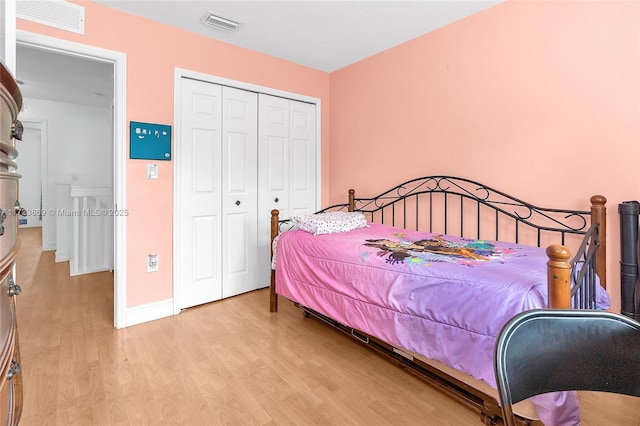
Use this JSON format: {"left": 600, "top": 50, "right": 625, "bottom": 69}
{"left": 494, "top": 309, "right": 640, "bottom": 426}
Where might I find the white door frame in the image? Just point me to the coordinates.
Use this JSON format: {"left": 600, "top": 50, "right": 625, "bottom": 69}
{"left": 173, "top": 67, "right": 322, "bottom": 314}
{"left": 19, "top": 118, "right": 48, "bottom": 242}
{"left": 17, "top": 30, "right": 127, "bottom": 329}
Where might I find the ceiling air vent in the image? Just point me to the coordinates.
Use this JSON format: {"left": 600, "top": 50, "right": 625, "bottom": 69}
{"left": 200, "top": 12, "right": 240, "bottom": 32}
{"left": 17, "top": 0, "right": 85, "bottom": 34}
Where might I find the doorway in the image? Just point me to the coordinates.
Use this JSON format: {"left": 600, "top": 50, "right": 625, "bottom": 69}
{"left": 17, "top": 119, "right": 44, "bottom": 231}
{"left": 16, "top": 30, "right": 127, "bottom": 328}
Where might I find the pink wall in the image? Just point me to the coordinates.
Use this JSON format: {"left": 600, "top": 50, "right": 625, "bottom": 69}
{"left": 17, "top": 1, "right": 640, "bottom": 313}
{"left": 17, "top": 1, "right": 331, "bottom": 307}
{"left": 330, "top": 0, "right": 640, "bottom": 312}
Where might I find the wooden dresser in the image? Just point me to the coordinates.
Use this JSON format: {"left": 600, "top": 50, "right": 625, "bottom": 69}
{"left": 0, "top": 62, "right": 23, "bottom": 425}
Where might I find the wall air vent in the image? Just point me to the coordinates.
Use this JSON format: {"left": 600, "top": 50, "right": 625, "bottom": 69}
{"left": 17, "top": 0, "right": 85, "bottom": 35}
{"left": 200, "top": 12, "right": 240, "bottom": 32}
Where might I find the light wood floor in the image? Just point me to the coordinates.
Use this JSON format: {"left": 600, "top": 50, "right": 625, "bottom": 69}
{"left": 14, "top": 227, "right": 640, "bottom": 425}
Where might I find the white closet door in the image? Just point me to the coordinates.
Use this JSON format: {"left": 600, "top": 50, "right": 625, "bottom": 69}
{"left": 257, "top": 95, "right": 289, "bottom": 289}
{"left": 257, "top": 94, "right": 316, "bottom": 288}
{"left": 221, "top": 86, "right": 259, "bottom": 298}
{"left": 178, "top": 79, "right": 315, "bottom": 307}
{"left": 179, "top": 78, "right": 223, "bottom": 308}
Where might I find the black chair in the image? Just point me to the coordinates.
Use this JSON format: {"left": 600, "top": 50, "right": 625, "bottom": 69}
{"left": 494, "top": 309, "right": 640, "bottom": 426}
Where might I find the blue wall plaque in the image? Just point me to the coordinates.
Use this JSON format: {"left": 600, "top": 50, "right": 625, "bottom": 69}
{"left": 130, "top": 121, "right": 172, "bottom": 160}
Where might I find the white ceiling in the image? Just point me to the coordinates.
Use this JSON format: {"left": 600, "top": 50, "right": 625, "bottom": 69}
{"left": 16, "top": 44, "right": 115, "bottom": 108}
{"left": 16, "top": 0, "right": 500, "bottom": 108}
{"left": 93, "top": 0, "right": 500, "bottom": 73}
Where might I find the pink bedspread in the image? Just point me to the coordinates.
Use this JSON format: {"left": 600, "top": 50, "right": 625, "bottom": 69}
{"left": 275, "top": 222, "right": 610, "bottom": 425}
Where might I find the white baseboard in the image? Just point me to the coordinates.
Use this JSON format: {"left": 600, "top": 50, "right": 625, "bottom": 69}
{"left": 55, "top": 250, "right": 69, "bottom": 262}
{"left": 69, "top": 265, "right": 112, "bottom": 276}
{"left": 126, "top": 298, "right": 174, "bottom": 327}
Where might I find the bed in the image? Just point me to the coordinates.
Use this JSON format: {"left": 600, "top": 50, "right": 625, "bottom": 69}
{"left": 269, "top": 176, "right": 608, "bottom": 426}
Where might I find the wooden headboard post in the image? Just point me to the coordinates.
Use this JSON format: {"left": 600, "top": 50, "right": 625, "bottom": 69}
{"left": 590, "top": 195, "right": 607, "bottom": 289}
{"left": 547, "top": 245, "right": 572, "bottom": 309}
{"left": 270, "top": 209, "right": 280, "bottom": 312}
{"left": 348, "top": 189, "right": 355, "bottom": 212}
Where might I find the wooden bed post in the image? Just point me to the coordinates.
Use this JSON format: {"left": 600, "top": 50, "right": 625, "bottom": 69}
{"left": 270, "top": 209, "right": 280, "bottom": 312}
{"left": 590, "top": 195, "right": 607, "bottom": 289}
{"left": 348, "top": 189, "right": 355, "bottom": 212}
{"left": 547, "top": 245, "right": 572, "bottom": 309}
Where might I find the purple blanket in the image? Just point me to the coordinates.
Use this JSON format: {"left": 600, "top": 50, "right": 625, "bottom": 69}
{"left": 275, "top": 222, "right": 610, "bottom": 425}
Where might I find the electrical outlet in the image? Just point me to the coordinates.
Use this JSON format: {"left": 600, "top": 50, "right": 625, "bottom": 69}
{"left": 147, "top": 253, "right": 158, "bottom": 272}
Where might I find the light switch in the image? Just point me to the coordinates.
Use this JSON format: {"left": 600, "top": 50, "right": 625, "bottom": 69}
{"left": 146, "top": 163, "right": 158, "bottom": 179}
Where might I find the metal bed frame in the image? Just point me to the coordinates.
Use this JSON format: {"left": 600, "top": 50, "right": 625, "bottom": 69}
{"left": 269, "top": 175, "right": 607, "bottom": 425}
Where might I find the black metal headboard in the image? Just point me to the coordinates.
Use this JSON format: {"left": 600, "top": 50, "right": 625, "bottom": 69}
{"left": 350, "top": 176, "right": 593, "bottom": 246}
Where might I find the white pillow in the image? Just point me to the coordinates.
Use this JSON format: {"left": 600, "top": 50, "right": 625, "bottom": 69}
{"left": 291, "top": 211, "right": 368, "bottom": 236}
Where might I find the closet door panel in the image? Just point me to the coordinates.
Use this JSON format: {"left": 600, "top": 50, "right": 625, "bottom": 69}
{"left": 179, "top": 79, "right": 223, "bottom": 308}
{"left": 263, "top": 136, "right": 287, "bottom": 216}
{"left": 257, "top": 95, "right": 317, "bottom": 290}
{"left": 222, "top": 86, "right": 259, "bottom": 298}
{"left": 226, "top": 212, "right": 248, "bottom": 273}
{"left": 192, "top": 130, "right": 217, "bottom": 192}
{"left": 192, "top": 216, "right": 218, "bottom": 281}
{"left": 258, "top": 94, "right": 289, "bottom": 289}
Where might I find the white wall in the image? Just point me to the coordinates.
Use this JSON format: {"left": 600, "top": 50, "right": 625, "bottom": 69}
{"left": 19, "top": 98, "right": 112, "bottom": 249}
